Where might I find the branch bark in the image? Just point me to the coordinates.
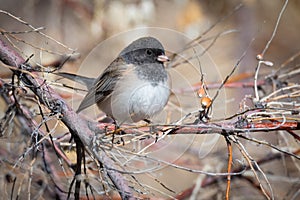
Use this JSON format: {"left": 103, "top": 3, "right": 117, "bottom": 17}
{"left": 0, "top": 38, "right": 134, "bottom": 200}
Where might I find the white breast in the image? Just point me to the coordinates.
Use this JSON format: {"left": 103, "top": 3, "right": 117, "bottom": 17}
{"left": 104, "top": 72, "right": 170, "bottom": 123}
{"left": 129, "top": 82, "right": 170, "bottom": 119}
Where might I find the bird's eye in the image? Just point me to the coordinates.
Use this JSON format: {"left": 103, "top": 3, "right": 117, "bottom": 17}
{"left": 146, "top": 49, "right": 152, "bottom": 56}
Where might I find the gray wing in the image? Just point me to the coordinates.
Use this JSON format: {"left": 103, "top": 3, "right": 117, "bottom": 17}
{"left": 76, "top": 57, "right": 127, "bottom": 113}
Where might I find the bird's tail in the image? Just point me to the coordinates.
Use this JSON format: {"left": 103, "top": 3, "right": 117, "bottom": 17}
{"left": 55, "top": 72, "right": 95, "bottom": 89}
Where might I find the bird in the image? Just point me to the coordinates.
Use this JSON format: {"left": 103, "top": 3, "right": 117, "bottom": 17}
{"left": 58, "top": 37, "right": 170, "bottom": 123}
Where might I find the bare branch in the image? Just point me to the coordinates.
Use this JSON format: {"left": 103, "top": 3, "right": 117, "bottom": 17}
{"left": 0, "top": 38, "right": 135, "bottom": 200}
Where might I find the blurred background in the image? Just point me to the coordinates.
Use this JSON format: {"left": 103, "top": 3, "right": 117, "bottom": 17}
{"left": 0, "top": 0, "right": 300, "bottom": 199}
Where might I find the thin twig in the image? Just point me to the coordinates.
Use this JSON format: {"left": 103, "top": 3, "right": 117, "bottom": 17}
{"left": 259, "top": 0, "right": 289, "bottom": 58}
{"left": 225, "top": 137, "right": 233, "bottom": 200}
{"left": 0, "top": 9, "right": 76, "bottom": 52}
{"left": 231, "top": 135, "right": 273, "bottom": 200}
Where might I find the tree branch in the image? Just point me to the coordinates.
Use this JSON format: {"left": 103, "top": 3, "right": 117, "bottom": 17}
{"left": 0, "top": 38, "right": 134, "bottom": 200}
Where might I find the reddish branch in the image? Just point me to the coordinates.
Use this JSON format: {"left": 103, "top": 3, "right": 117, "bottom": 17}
{"left": 225, "top": 138, "right": 233, "bottom": 200}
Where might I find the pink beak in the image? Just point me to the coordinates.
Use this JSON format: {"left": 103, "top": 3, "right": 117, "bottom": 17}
{"left": 157, "top": 54, "right": 170, "bottom": 62}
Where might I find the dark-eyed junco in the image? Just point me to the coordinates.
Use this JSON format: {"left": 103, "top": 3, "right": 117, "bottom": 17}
{"left": 58, "top": 37, "right": 170, "bottom": 123}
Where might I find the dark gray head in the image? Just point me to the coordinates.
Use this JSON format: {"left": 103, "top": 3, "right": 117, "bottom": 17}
{"left": 120, "top": 37, "right": 169, "bottom": 65}
{"left": 118, "top": 37, "right": 169, "bottom": 83}
{"left": 120, "top": 37, "right": 165, "bottom": 55}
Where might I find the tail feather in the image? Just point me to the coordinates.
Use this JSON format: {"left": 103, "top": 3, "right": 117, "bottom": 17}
{"left": 55, "top": 72, "right": 95, "bottom": 89}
